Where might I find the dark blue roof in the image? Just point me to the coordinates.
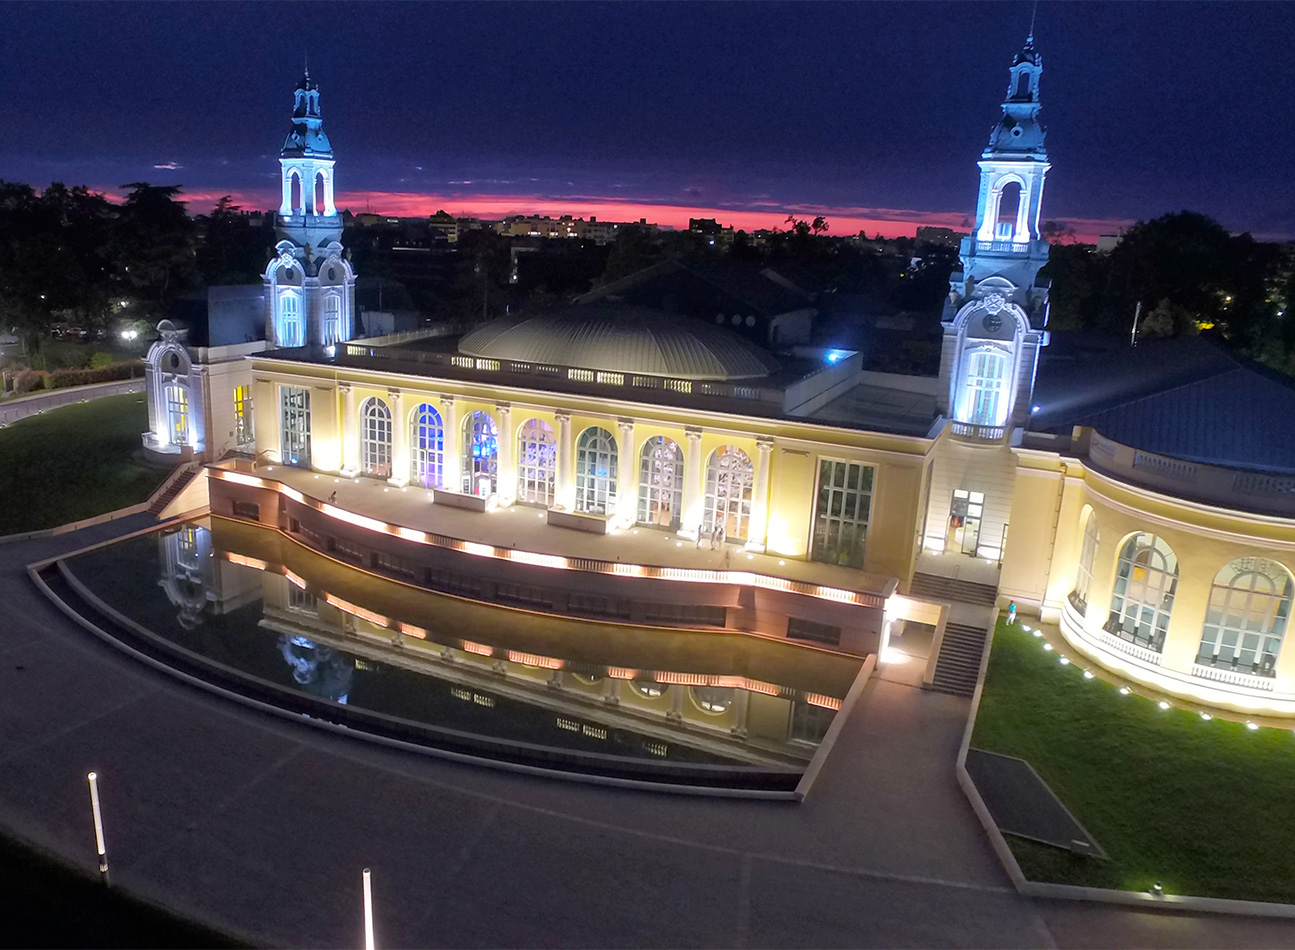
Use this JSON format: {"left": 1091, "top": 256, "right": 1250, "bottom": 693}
{"left": 1030, "top": 334, "right": 1295, "bottom": 474}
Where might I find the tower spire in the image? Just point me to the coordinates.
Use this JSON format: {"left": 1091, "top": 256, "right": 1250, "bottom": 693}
{"left": 1028, "top": 0, "right": 1038, "bottom": 42}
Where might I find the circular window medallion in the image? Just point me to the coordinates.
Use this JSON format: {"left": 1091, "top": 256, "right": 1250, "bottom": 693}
{"left": 983, "top": 313, "right": 1003, "bottom": 333}
{"left": 165, "top": 352, "right": 182, "bottom": 372}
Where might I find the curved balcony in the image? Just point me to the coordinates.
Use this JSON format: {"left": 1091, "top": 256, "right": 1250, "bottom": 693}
{"left": 1085, "top": 431, "right": 1295, "bottom": 518}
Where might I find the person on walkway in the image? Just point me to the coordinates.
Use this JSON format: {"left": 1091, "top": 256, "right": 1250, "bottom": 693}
{"left": 1006, "top": 601, "right": 1017, "bottom": 625}
{"left": 328, "top": 490, "right": 338, "bottom": 504}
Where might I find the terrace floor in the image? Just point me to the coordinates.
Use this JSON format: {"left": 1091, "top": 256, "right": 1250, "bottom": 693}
{"left": 241, "top": 461, "right": 896, "bottom": 598}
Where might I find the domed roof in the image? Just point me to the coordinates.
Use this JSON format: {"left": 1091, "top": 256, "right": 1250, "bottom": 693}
{"left": 459, "top": 306, "right": 781, "bottom": 381}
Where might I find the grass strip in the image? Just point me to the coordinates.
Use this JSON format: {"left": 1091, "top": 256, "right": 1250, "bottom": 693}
{"left": 0, "top": 391, "right": 168, "bottom": 534}
{"left": 972, "top": 619, "right": 1295, "bottom": 903}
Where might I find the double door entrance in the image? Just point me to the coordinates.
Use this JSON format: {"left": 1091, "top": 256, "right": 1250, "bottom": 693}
{"left": 946, "top": 489, "right": 984, "bottom": 556}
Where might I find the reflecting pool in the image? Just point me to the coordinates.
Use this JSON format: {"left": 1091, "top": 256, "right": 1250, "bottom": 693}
{"left": 55, "top": 518, "right": 862, "bottom": 789}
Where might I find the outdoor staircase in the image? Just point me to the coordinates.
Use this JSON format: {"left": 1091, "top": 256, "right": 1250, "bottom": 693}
{"left": 908, "top": 572, "right": 999, "bottom": 607}
{"left": 928, "top": 622, "right": 991, "bottom": 697}
{"left": 148, "top": 465, "right": 199, "bottom": 517}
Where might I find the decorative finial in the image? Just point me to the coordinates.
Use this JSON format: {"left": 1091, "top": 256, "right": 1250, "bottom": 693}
{"left": 304, "top": 49, "right": 309, "bottom": 79}
{"left": 1028, "top": 0, "right": 1038, "bottom": 43}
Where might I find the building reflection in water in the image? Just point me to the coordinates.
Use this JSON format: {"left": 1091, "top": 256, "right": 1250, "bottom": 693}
{"left": 278, "top": 634, "right": 352, "bottom": 704}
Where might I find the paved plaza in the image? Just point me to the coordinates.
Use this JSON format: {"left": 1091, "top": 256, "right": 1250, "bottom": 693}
{"left": 3, "top": 517, "right": 1295, "bottom": 947}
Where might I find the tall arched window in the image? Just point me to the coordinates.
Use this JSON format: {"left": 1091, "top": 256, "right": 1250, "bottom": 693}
{"left": 462, "top": 410, "right": 498, "bottom": 495}
{"left": 410, "top": 403, "right": 443, "bottom": 489}
{"left": 360, "top": 398, "right": 392, "bottom": 478}
{"left": 1197, "top": 558, "right": 1294, "bottom": 678}
{"left": 1106, "top": 533, "right": 1179, "bottom": 653}
{"left": 517, "top": 418, "right": 556, "bottom": 507}
{"left": 280, "top": 386, "right": 311, "bottom": 468}
{"left": 289, "top": 171, "right": 302, "bottom": 214}
{"left": 575, "top": 426, "right": 618, "bottom": 515}
{"left": 637, "top": 437, "right": 683, "bottom": 530}
{"left": 995, "top": 181, "right": 1022, "bottom": 241}
{"left": 314, "top": 172, "right": 326, "bottom": 215}
{"left": 1071, "top": 507, "right": 1099, "bottom": 613}
{"left": 704, "top": 447, "right": 754, "bottom": 541}
{"left": 165, "top": 382, "right": 189, "bottom": 446}
{"left": 1015, "top": 71, "right": 1031, "bottom": 99}
{"left": 963, "top": 348, "right": 1007, "bottom": 426}
{"left": 322, "top": 294, "right": 342, "bottom": 345}
{"left": 278, "top": 291, "right": 302, "bottom": 347}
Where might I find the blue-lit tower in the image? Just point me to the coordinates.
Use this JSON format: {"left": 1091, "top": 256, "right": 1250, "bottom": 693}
{"left": 939, "top": 35, "right": 1051, "bottom": 432}
{"left": 263, "top": 71, "right": 356, "bottom": 348}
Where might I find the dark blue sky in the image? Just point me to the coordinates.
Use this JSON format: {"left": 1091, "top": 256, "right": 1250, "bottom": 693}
{"left": 2, "top": 2, "right": 1292, "bottom": 238}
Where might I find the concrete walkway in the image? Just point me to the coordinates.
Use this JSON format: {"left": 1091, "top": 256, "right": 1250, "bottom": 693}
{"left": 5, "top": 519, "right": 1295, "bottom": 947}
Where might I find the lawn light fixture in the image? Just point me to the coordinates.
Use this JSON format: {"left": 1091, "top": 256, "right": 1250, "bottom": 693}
{"left": 1042, "top": 643, "right": 1053, "bottom": 651}
{"left": 1119, "top": 687, "right": 1130, "bottom": 695}
{"left": 1158, "top": 701, "right": 1170, "bottom": 710}
{"left": 1083, "top": 670, "right": 1094, "bottom": 679}
{"left": 1022, "top": 625, "right": 1032, "bottom": 632}
{"left": 1151, "top": 882, "right": 1164, "bottom": 896}
{"left": 1247, "top": 722, "right": 1259, "bottom": 731}
{"left": 1059, "top": 657, "right": 1070, "bottom": 665}
{"left": 1200, "top": 712, "right": 1212, "bottom": 721}
{"left": 1032, "top": 630, "right": 1043, "bottom": 638}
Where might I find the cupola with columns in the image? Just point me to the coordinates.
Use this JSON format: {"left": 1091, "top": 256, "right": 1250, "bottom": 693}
{"left": 938, "top": 34, "right": 1052, "bottom": 434}
{"left": 263, "top": 70, "right": 356, "bottom": 349}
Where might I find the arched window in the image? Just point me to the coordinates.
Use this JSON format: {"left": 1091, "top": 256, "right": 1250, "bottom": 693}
{"left": 575, "top": 426, "right": 618, "bottom": 515}
{"left": 691, "top": 686, "right": 734, "bottom": 714}
{"left": 995, "top": 181, "right": 1022, "bottom": 241}
{"left": 321, "top": 295, "right": 342, "bottom": 345}
{"left": 517, "top": 418, "right": 556, "bottom": 507}
{"left": 278, "top": 290, "right": 302, "bottom": 347}
{"left": 314, "top": 172, "right": 326, "bottom": 215}
{"left": 165, "top": 382, "right": 189, "bottom": 447}
{"left": 1015, "top": 71, "right": 1031, "bottom": 98}
{"left": 280, "top": 386, "right": 311, "bottom": 468}
{"left": 360, "top": 398, "right": 392, "bottom": 478}
{"left": 410, "top": 403, "right": 443, "bottom": 489}
{"left": 637, "top": 436, "right": 683, "bottom": 530}
{"left": 289, "top": 171, "right": 302, "bottom": 215}
{"left": 962, "top": 348, "right": 1007, "bottom": 426}
{"left": 1071, "top": 507, "right": 1099, "bottom": 613}
{"left": 462, "top": 410, "right": 498, "bottom": 495}
{"left": 1197, "top": 558, "right": 1294, "bottom": 678}
{"left": 704, "top": 447, "right": 753, "bottom": 542}
{"left": 1106, "top": 533, "right": 1179, "bottom": 653}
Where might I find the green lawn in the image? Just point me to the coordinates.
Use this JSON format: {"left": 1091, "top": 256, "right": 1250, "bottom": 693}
{"left": 0, "top": 832, "right": 244, "bottom": 948}
{"left": 972, "top": 619, "right": 1295, "bottom": 903}
{"left": 0, "top": 392, "right": 170, "bottom": 534}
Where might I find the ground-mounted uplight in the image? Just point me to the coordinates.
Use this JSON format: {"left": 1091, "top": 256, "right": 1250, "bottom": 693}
{"left": 1247, "top": 721, "right": 1259, "bottom": 731}
{"left": 1042, "top": 643, "right": 1053, "bottom": 652}
{"left": 1032, "top": 630, "right": 1043, "bottom": 638}
{"left": 1083, "top": 670, "right": 1094, "bottom": 679}
{"left": 1119, "top": 687, "right": 1130, "bottom": 696}
{"left": 778, "top": 560, "right": 786, "bottom": 566}
{"left": 1022, "top": 625, "right": 1032, "bottom": 632}
{"left": 1151, "top": 882, "right": 1164, "bottom": 897}
{"left": 747, "top": 554, "right": 754, "bottom": 560}
{"left": 1200, "top": 712, "right": 1212, "bottom": 721}
{"left": 1059, "top": 656, "right": 1070, "bottom": 665}
{"left": 1158, "top": 700, "right": 1170, "bottom": 710}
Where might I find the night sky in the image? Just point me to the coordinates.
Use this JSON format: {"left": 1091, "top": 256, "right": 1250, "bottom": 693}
{"left": 2, "top": 1, "right": 1292, "bottom": 240}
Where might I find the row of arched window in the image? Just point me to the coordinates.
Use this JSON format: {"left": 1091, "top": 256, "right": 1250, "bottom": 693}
{"left": 1071, "top": 507, "right": 1294, "bottom": 679}
{"left": 359, "top": 399, "right": 755, "bottom": 537}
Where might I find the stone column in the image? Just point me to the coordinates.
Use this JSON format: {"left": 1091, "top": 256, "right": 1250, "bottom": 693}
{"left": 441, "top": 395, "right": 460, "bottom": 492}
{"left": 602, "top": 678, "right": 621, "bottom": 706}
{"left": 555, "top": 411, "right": 575, "bottom": 511}
{"left": 730, "top": 689, "right": 750, "bottom": 738}
{"left": 667, "top": 685, "right": 684, "bottom": 723}
{"left": 339, "top": 382, "right": 359, "bottom": 476}
{"left": 615, "top": 417, "right": 637, "bottom": 527}
{"left": 253, "top": 378, "right": 279, "bottom": 464}
{"left": 679, "top": 426, "right": 704, "bottom": 540}
{"left": 387, "top": 388, "right": 408, "bottom": 486}
{"left": 745, "top": 436, "right": 775, "bottom": 552}
{"left": 496, "top": 402, "right": 515, "bottom": 506}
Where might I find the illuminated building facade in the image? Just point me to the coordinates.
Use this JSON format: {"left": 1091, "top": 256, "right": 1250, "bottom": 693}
{"left": 163, "top": 47, "right": 1295, "bottom": 716}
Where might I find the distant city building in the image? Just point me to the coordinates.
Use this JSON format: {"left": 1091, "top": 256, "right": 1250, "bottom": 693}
{"left": 428, "top": 210, "right": 459, "bottom": 243}
{"left": 1096, "top": 231, "right": 1124, "bottom": 253}
{"left": 914, "top": 226, "right": 965, "bottom": 247}
{"left": 689, "top": 217, "right": 735, "bottom": 248}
